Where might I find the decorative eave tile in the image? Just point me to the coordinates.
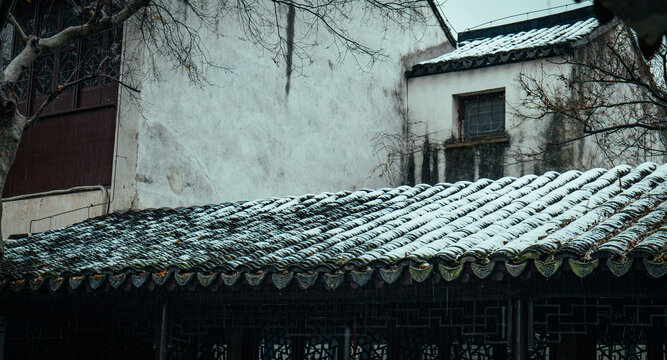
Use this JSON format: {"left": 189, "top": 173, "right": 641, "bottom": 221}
{"left": 175, "top": 272, "right": 195, "bottom": 286}
{"left": 471, "top": 262, "right": 494, "bottom": 279}
{"left": 643, "top": 259, "right": 666, "bottom": 278}
{"left": 49, "top": 277, "right": 64, "bottom": 292}
{"left": 569, "top": 259, "right": 599, "bottom": 278}
{"left": 323, "top": 271, "right": 344, "bottom": 290}
{"left": 272, "top": 271, "right": 293, "bottom": 290}
{"left": 607, "top": 259, "right": 633, "bottom": 277}
{"left": 379, "top": 266, "right": 403, "bottom": 284}
{"left": 297, "top": 271, "right": 319, "bottom": 289}
{"left": 29, "top": 276, "right": 45, "bottom": 291}
{"left": 109, "top": 273, "right": 126, "bottom": 289}
{"left": 10, "top": 279, "right": 25, "bottom": 292}
{"left": 152, "top": 270, "right": 171, "bottom": 286}
{"left": 69, "top": 275, "right": 85, "bottom": 290}
{"left": 221, "top": 272, "right": 240, "bottom": 286}
{"left": 438, "top": 264, "right": 463, "bottom": 281}
{"left": 132, "top": 272, "right": 150, "bottom": 288}
{"left": 505, "top": 262, "right": 527, "bottom": 277}
{"left": 245, "top": 271, "right": 266, "bottom": 286}
{"left": 350, "top": 268, "right": 373, "bottom": 287}
{"left": 409, "top": 263, "right": 432, "bottom": 283}
{"left": 89, "top": 274, "right": 106, "bottom": 289}
{"left": 534, "top": 259, "right": 562, "bottom": 277}
{"left": 197, "top": 272, "right": 218, "bottom": 287}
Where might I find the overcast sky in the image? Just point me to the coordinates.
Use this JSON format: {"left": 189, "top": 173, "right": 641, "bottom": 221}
{"left": 439, "top": 0, "right": 593, "bottom": 36}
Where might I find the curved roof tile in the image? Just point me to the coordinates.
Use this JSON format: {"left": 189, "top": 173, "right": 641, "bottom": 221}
{"left": 1, "top": 163, "right": 665, "bottom": 291}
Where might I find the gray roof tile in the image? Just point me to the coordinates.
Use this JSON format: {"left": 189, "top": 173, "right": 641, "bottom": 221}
{"left": 1, "top": 163, "right": 665, "bottom": 291}
{"left": 408, "top": 11, "right": 600, "bottom": 77}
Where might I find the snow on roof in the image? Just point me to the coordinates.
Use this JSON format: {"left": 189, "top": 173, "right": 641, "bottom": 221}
{"left": 408, "top": 7, "right": 600, "bottom": 77}
{"left": 422, "top": 17, "right": 598, "bottom": 65}
{"left": 1, "top": 163, "right": 665, "bottom": 292}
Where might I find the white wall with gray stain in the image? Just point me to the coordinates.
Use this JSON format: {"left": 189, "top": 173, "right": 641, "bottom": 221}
{"left": 125, "top": 5, "right": 450, "bottom": 208}
{"left": 0, "top": 8, "right": 449, "bottom": 237}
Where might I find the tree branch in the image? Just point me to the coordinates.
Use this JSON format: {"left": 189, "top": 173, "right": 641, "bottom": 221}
{"left": 7, "top": 13, "right": 27, "bottom": 42}
{"left": 24, "top": 73, "right": 97, "bottom": 130}
{"left": 4, "top": 0, "right": 149, "bottom": 84}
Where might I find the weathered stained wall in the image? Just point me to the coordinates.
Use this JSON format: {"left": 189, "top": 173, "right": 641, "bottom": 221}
{"left": 406, "top": 56, "right": 665, "bottom": 184}
{"left": 122, "top": 5, "right": 450, "bottom": 208}
{"left": 1, "top": 7, "right": 450, "bottom": 237}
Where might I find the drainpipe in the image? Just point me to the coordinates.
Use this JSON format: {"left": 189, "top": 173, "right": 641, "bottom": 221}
{"left": 2, "top": 185, "right": 108, "bottom": 203}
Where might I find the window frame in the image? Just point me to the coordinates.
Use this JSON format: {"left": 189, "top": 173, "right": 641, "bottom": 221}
{"left": 11, "top": 0, "right": 122, "bottom": 118}
{"left": 2, "top": 0, "right": 122, "bottom": 197}
{"left": 457, "top": 90, "right": 506, "bottom": 140}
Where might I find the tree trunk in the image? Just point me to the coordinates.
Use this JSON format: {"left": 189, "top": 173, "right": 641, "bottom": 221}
{"left": 0, "top": 87, "right": 26, "bottom": 257}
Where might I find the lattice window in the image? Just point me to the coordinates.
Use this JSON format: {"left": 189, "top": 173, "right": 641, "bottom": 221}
{"left": 459, "top": 91, "right": 505, "bottom": 138}
{"left": 397, "top": 329, "right": 441, "bottom": 360}
{"left": 352, "top": 332, "right": 388, "bottom": 360}
{"left": 304, "top": 336, "right": 338, "bottom": 360}
{"left": 210, "top": 343, "right": 228, "bottom": 360}
{"left": 3, "top": 0, "right": 122, "bottom": 197}
{"left": 33, "top": 54, "right": 54, "bottom": 97}
{"left": 530, "top": 333, "right": 551, "bottom": 360}
{"left": 451, "top": 336, "right": 495, "bottom": 360}
{"left": 596, "top": 328, "right": 648, "bottom": 360}
{"left": 259, "top": 328, "right": 292, "bottom": 360}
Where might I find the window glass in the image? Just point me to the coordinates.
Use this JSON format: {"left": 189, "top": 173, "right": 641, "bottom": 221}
{"left": 462, "top": 92, "right": 505, "bottom": 137}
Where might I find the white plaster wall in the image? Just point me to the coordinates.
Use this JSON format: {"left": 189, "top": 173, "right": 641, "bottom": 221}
{"left": 405, "top": 58, "right": 652, "bottom": 182}
{"left": 2, "top": 189, "right": 108, "bottom": 237}
{"left": 127, "top": 6, "right": 450, "bottom": 208}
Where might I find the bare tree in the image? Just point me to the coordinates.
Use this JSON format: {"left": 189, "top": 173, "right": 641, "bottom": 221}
{"left": 0, "top": 0, "right": 430, "bottom": 255}
{"left": 515, "top": 22, "right": 667, "bottom": 165}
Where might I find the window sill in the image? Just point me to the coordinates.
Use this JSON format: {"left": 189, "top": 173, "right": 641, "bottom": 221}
{"left": 445, "top": 134, "right": 509, "bottom": 149}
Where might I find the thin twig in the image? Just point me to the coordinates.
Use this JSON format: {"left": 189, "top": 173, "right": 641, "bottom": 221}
{"left": 100, "top": 74, "right": 140, "bottom": 93}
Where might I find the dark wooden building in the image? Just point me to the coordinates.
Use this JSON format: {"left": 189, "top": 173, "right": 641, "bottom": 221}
{"left": 1, "top": 163, "right": 665, "bottom": 359}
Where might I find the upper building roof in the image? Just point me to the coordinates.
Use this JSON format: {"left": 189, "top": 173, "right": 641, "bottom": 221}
{"left": 408, "top": 7, "right": 599, "bottom": 77}
{"left": 1, "top": 163, "right": 665, "bottom": 293}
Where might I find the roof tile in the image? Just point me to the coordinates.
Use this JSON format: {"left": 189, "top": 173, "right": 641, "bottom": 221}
{"left": 1, "top": 163, "right": 665, "bottom": 290}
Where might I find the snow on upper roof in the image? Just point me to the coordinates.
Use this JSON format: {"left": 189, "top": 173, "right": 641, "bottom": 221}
{"left": 1, "top": 163, "right": 665, "bottom": 292}
{"left": 423, "top": 18, "right": 598, "bottom": 65}
{"left": 408, "top": 7, "right": 600, "bottom": 77}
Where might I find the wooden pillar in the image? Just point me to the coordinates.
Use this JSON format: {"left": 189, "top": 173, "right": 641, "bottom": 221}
{"left": 157, "top": 304, "right": 168, "bottom": 360}
{"left": 493, "top": 344, "right": 507, "bottom": 360}
{"left": 292, "top": 335, "right": 304, "bottom": 360}
{"left": 576, "top": 331, "right": 595, "bottom": 360}
{"left": 229, "top": 329, "right": 258, "bottom": 360}
{"left": 387, "top": 326, "right": 400, "bottom": 360}
{"left": 439, "top": 329, "right": 451, "bottom": 360}
{"left": 551, "top": 332, "right": 595, "bottom": 360}
{"left": 341, "top": 327, "right": 351, "bottom": 360}
{"left": 513, "top": 298, "right": 528, "bottom": 360}
{"left": 647, "top": 322, "right": 664, "bottom": 360}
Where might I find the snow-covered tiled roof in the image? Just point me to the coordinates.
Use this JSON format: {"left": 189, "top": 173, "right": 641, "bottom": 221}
{"left": 426, "top": 18, "right": 598, "bottom": 65}
{"left": 408, "top": 8, "right": 600, "bottom": 77}
{"left": 1, "top": 163, "right": 666, "bottom": 292}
